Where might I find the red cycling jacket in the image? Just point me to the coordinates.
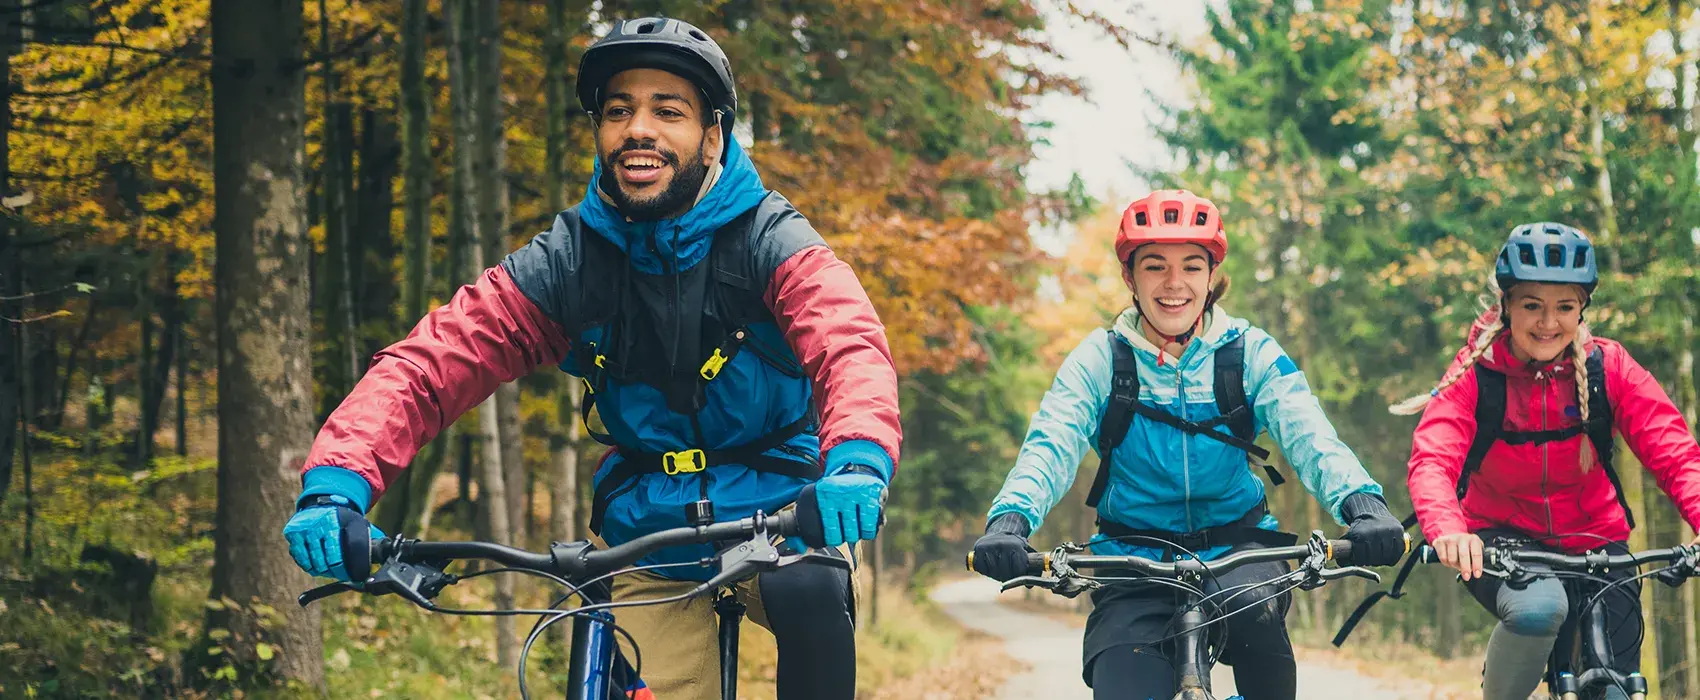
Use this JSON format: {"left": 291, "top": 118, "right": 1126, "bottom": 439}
{"left": 1408, "top": 331, "right": 1700, "bottom": 552}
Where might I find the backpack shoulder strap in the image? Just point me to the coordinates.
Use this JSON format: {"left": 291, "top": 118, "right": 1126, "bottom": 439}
{"left": 1459, "top": 364, "right": 1507, "bottom": 501}
{"left": 1212, "top": 335, "right": 1255, "bottom": 443}
{"left": 1584, "top": 347, "right": 1633, "bottom": 528}
{"left": 1211, "top": 334, "right": 1284, "bottom": 485}
{"left": 1086, "top": 333, "right": 1139, "bottom": 508}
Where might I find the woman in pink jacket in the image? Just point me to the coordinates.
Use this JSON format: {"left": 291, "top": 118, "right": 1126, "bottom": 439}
{"left": 1399, "top": 223, "right": 1700, "bottom": 700}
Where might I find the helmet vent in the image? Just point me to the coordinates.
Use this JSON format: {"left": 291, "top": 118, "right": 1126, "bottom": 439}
{"left": 689, "top": 29, "right": 708, "bottom": 41}
{"left": 1517, "top": 243, "right": 1537, "bottom": 266}
{"left": 1574, "top": 247, "right": 1589, "bottom": 269}
{"left": 636, "top": 21, "right": 659, "bottom": 34}
{"left": 1194, "top": 210, "right": 1209, "bottom": 226}
{"left": 1545, "top": 244, "right": 1565, "bottom": 268}
{"left": 1163, "top": 208, "right": 1179, "bottom": 224}
{"left": 1135, "top": 211, "right": 1148, "bottom": 226}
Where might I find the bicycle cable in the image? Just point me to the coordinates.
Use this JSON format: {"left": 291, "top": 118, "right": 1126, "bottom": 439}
{"left": 516, "top": 561, "right": 704, "bottom": 700}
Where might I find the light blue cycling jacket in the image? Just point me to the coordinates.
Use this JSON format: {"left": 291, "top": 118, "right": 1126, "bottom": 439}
{"left": 986, "top": 307, "right": 1384, "bottom": 561}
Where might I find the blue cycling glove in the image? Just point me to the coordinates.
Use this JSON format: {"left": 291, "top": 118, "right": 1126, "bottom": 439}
{"left": 283, "top": 467, "right": 384, "bottom": 582}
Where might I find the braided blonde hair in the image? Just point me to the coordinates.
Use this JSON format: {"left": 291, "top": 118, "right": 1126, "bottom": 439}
{"left": 1390, "top": 279, "right": 1508, "bottom": 415}
{"left": 1570, "top": 321, "right": 1598, "bottom": 473}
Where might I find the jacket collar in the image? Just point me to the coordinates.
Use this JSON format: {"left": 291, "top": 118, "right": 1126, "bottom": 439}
{"left": 577, "top": 136, "right": 769, "bottom": 274}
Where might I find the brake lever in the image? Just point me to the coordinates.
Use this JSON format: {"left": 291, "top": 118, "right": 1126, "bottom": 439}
{"left": 298, "top": 581, "right": 359, "bottom": 607}
{"left": 1000, "top": 575, "right": 1062, "bottom": 593}
{"left": 1317, "top": 566, "right": 1382, "bottom": 585}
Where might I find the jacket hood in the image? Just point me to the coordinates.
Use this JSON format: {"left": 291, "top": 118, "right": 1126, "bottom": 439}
{"left": 578, "top": 135, "right": 768, "bottom": 274}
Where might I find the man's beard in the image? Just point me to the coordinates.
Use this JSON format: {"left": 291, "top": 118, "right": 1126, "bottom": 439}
{"left": 599, "top": 140, "right": 712, "bottom": 222}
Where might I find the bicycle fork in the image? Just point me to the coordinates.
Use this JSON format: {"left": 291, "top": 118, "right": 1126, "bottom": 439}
{"left": 1550, "top": 596, "right": 1648, "bottom": 700}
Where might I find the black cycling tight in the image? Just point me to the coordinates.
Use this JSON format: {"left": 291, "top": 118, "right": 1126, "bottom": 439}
{"left": 759, "top": 556, "right": 857, "bottom": 699}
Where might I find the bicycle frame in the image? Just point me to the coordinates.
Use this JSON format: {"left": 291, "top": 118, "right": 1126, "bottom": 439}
{"left": 1547, "top": 582, "right": 1647, "bottom": 700}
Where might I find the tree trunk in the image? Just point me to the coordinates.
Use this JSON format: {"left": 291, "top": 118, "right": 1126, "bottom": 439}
{"left": 550, "top": 385, "right": 580, "bottom": 541}
{"left": 205, "top": 0, "right": 324, "bottom": 688}
{"left": 176, "top": 308, "right": 188, "bottom": 457}
{"left": 450, "top": 0, "right": 516, "bottom": 666}
{"left": 401, "top": 0, "right": 431, "bottom": 323}
{"left": 355, "top": 106, "right": 399, "bottom": 355}
{"left": 317, "top": 0, "right": 357, "bottom": 404}
{"left": 138, "top": 270, "right": 155, "bottom": 468}
{"left": 477, "top": 396, "right": 517, "bottom": 666}
{"left": 140, "top": 269, "right": 182, "bottom": 466}
{"left": 0, "top": 0, "right": 15, "bottom": 502}
{"left": 51, "top": 294, "right": 99, "bottom": 430}
{"left": 17, "top": 272, "right": 33, "bottom": 561}
{"left": 378, "top": 1, "right": 435, "bottom": 534}
{"left": 471, "top": 0, "right": 525, "bottom": 546}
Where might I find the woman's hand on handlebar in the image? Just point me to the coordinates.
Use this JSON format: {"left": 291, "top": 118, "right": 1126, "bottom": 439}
{"left": 971, "top": 513, "right": 1036, "bottom": 582}
{"left": 1431, "top": 532, "right": 1485, "bottom": 581}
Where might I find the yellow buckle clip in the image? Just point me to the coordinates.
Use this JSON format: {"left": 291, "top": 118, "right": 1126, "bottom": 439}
{"left": 594, "top": 354, "right": 607, "bottom": 368}
{"left": 662, "top": 449, "right": 707, "bottom": 475}
{"left": 700, "top": 348, "right": 730, "bottom": 380}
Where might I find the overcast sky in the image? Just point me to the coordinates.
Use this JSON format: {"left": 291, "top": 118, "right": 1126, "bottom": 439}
{"left": 1024, "top": 1, "right": 1209, "bottom": 204}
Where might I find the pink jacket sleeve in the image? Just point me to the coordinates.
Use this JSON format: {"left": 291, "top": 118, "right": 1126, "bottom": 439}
{"left": 303, "top": 266, "right": 572, "bottom": 499}
{"left": 764, "top": 245, "right": 903, "bottom": 474}
{"left": 1407, "top": 373, "right": 1479, "bottom": 543}
{"left": 1607, "top": 343, "right": 1700, "bottom": 530}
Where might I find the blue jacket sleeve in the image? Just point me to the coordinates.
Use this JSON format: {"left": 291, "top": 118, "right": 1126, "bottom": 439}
{"left": 1243, "top": 328, "right": 1382, "bottom": 524}
{"left": 986, "top": 330, "right": 1113, "bottom": 533}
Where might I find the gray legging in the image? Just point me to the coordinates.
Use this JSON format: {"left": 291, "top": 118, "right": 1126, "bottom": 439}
{"left": 1465, "top": 538, "right": 1643, "bottom": 700}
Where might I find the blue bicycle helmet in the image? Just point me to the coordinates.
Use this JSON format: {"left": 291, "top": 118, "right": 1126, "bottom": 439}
{"left": 576, "top": 17, "right": 737, "bottom": 143}
{"left": 1494, "top": 222, "right": 1599, "bottom": 295}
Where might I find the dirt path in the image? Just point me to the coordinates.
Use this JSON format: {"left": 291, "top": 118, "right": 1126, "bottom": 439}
{"left": 930, "top": 577, "right": 1465, "bottom": 700}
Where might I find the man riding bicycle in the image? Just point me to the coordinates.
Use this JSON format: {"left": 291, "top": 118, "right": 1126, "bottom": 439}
{"left": 282, "top": 17, "right": 900, "bottom": 700}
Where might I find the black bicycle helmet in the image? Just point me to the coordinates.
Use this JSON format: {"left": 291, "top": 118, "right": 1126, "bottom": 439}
{"left": 576, "top": 17, "right": 737, "bottom": 142}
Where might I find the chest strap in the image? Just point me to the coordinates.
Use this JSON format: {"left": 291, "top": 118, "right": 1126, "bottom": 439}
{"left": 587, "top": 413, "right": 819, "bottom": 535}
{"left": 1094, "top": 501, "right": 1296, "bottom": 558}
{"left": 1087, "top": 334, "right": 1280, "bottom": 510}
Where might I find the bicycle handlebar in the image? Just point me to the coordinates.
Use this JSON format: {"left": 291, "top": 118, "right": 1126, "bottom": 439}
{"left": 373, "top": 509, "right": 802, "bottom": 580}
{"left": 967, "top": 539, "right": 1355, "bottom": 578}
{"left": 1415, "top": 543, "right": 1698, "bottom": 574}
{"left": 299, "top": 510, "right": 807, "bottom": 608}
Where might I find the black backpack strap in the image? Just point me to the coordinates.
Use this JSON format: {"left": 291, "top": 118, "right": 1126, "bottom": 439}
{"left": 1583, "top": 347, "right": 1632, "bottom": 528}
{"left": 1333, "top": 546, "right": 1426, "bottom": 647}
{"left": 1086, "top": 335, "right": 1139, "bottom": 508}
{"left": 1213, "top": 336, "right": 1255, "bottom": 444}
{"left": 1459, "top": 365, "right": 1506, "bottom": 501}
{"left": 1213, "top": 335, "right": 1282, "bottom": 485}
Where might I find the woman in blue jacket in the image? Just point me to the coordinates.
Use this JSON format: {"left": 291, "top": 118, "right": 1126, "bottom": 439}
{"left": 970, "top": 190, "right": 1406, "bottom": 700}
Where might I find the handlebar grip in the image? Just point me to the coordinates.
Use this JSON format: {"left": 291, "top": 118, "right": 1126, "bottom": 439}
{"left": 1417, "top": 545, "right": 1440, "bottom": 564}
{"left": 1330, "top": 539, "right": 1352, "bottom": 561}
{"left": 772, "top": 510, "right": 799, "bottom": 538}
{"left": 964, "top": 550, "right": 1051, "bottom": 575}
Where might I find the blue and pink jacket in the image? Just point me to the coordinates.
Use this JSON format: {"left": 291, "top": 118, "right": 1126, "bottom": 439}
{"left": 300, "top": 138, "right": 901, "bottom": 580}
